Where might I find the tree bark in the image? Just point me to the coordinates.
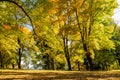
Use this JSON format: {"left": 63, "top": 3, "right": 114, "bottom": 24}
{"left": 117, "top": 59, "right": 120, "bottom": 65}
{"left": 0, "top": 52, "right": 4, "bottom": 68}
{"left": 17, "top": 38, "right": 22, "bottom": 69}
{"left": 12, "top": 64, "right": 15, "bottom": 69}
{"left": 63, "top": 36, "right": 72, "bottom": 70}
{"left": 45, "top": 53, "right": 50, "bottom": 70}
{"left": 51, "top": 58, "right": 56, "bottom": 70}
{"left": 86, "top": 53, "right": 93, "bottom": 70}
{"left": 83, "top": 43, "right": 93, "bottom": 70}
{"left": 18, "top": 48, "right": 22, "bottom": 69}
{"left": 67, "top": 57, "right": 72, "bottom": 70}
{"left": 77, "top": 61, "right": 80, "bottom": 71}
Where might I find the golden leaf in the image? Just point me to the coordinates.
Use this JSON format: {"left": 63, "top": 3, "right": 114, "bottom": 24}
{"left": 3, "top": 25, "right": 12, "bottom": 30}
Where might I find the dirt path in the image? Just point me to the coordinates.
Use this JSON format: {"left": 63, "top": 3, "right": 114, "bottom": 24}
{"left": 0, "top": 70, "right": 120, "bottom": 80}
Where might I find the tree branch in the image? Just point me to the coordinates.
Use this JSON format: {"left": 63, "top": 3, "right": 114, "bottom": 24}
{"left": 0, "top": 0, "right": 36, "bottom": 34}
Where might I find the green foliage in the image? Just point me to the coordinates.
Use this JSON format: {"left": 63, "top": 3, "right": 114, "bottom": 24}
{"left": 0, "top": 0, "right": 118, "bottom": 70}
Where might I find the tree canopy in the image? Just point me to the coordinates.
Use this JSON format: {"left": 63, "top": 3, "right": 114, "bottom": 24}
{"left": 0, "top": 0, "right": 119, "bottom": 71}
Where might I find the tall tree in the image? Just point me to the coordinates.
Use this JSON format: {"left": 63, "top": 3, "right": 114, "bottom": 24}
{"left": 72, "top": 0, "right": 117, "bottom": 70}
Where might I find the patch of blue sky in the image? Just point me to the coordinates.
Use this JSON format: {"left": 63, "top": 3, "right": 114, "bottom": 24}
{"left": 25, "top": 24, "right": 33, "bottom": 31}
{"left": 112, "top": 0, "right": 120, "bottom": 26}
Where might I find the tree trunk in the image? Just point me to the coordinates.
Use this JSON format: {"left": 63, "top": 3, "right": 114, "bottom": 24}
{"left": 86, "top": 53, "right": 93, "bottom": 70}
{"left": 77, "top": 61, "right": 80, "bottom": 71}
{"left": 42, "top": 54, "right": 51, "bottom": 70}
{"left": 46, "top": 54, "right": 50, "bottom": 70}
{"left": 0, "top": 52, "right": 1, "bottom": 68}
{"left": 118, "top": 59, "right": 120, "bottom": 66}
{"left": 83, "top": 43, "right": 93, "bottom": 70}
{"left": 18, "top": 38, "right": 22, "bottom": 69}
{"left": 67, "top": 57, "right": 71, "bottom": 70}
{"left": 12, "top": 64, "right": 15, "bottom": 69}
{"left": 0, "top": 58, "right": 4, "bottom": 68}
{"left": 51, "top": 58, "right": 56, "bottom": 70}
{"left": 0, "top": 52, "right": 4, "bottom": 69}
{"left": 18, "top": 48, "right": 22, "bottom": 69}
{"left": 101, "top": 63, "right": 105, "bottom": 70}
{"left": 117, "top": 58, "right": 120, "bottom": 65}
{"left": 63, "top": 36, "right": 72, "bottom": 70}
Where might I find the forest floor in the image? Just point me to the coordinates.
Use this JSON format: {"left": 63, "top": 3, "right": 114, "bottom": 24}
{"left": 0, "top": 70, "right": 120, "bottom": 80}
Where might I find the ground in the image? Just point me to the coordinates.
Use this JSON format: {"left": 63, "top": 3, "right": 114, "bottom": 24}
{"left": 0, "top": 70, "right": 120, "bottom": 80}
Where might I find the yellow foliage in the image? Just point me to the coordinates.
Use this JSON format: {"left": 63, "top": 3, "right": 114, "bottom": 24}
{"left": 3, "top": 25, "right": 12, "bottom": 30}
{"left": 89, "top": 49, "right": 94, "bottom": 59}
{"left": 53, "top": 27, "right": 59, "bottom": 34}
{"left": 49, "top": 8, "right": 58, "bottom": 14}
{"left": 3, "top": 25, "right": 30, "bottom": 34}
{"left": 51, "top": 0, "right": 59, "bottom": 3}
{"left": 55, "top": 54, "right": 66, "bottom": 64}
{"left": 105, "top": 26, "right": 114, "bottom": 34}
{"left": 75, "top": 0, "right": 83, "bottom": 7}
{"left": 21, "top": 27, "right": 30, "bottom": 34}
{"left": 18, "top": 26, "right": 30, "bottom": 34}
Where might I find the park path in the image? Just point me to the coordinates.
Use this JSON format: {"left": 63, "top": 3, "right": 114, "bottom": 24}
{"left": 0, "top": 70, "right": 120, "bottom": 80}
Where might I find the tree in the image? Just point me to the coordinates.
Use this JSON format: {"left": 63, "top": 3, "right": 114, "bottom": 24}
{"left": 0, "top": 0, "right": 118, "bottom": 70}
{"left": 72, "top": 0, "right": 117, "bottom": 70}
{"left": 112, "top": 26, "right": 120, "bottom": 67}
{"left": 0, "top": 27, "right": 19, "bottom": 68}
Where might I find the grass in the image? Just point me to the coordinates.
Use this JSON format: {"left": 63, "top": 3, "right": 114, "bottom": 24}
{"left": 0, "top": 70, "right": 120, "bottom": 80}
